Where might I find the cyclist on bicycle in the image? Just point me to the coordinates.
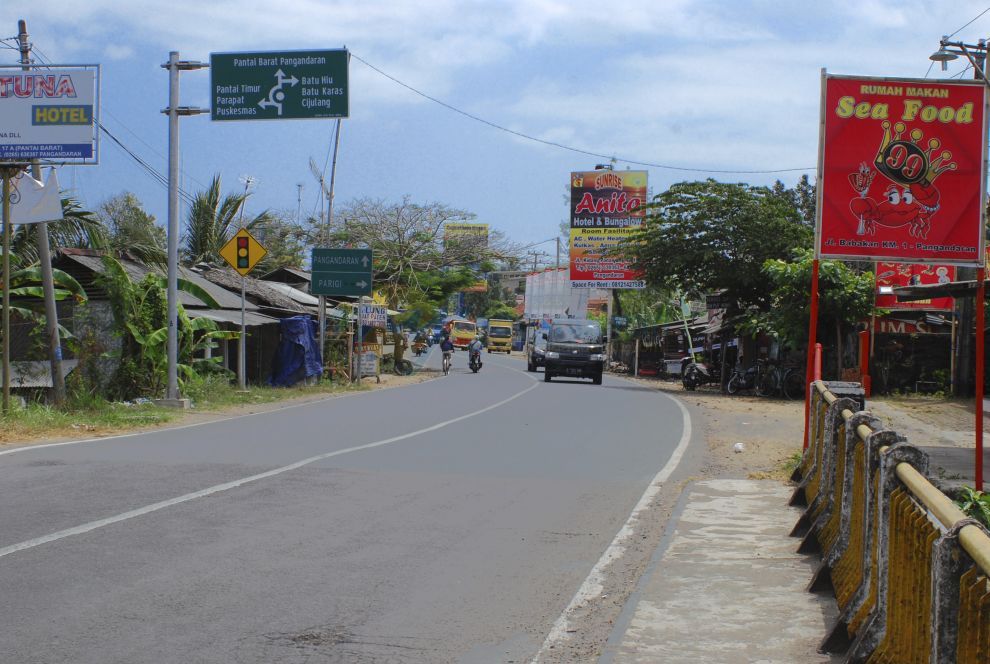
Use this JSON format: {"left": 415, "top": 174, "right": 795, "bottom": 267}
{"left": 439, "top": 334, "right": 454, "bottom": 372}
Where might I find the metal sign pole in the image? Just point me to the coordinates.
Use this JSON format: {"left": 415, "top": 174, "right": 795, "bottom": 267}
{"left": 2, "top": 169, "right": 11, "bottom": 414}
{"left": 239, "top": 275, "right": 247, "bottom": 390}
{"left": 356, "top": 303, "right": 363, "bottom": 385}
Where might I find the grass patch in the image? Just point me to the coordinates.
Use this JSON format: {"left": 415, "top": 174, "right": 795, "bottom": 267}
{"left": 182, "top": 373, "right": 368, "bottom": 411}
{"left": 749, "top": 450, "right": 805, "bottom": 481}
{"left": 0, "top": 374, "right": 369, "bottom": 445}
{"left": 0, "top": 399, "right": 176, "bottom": 444}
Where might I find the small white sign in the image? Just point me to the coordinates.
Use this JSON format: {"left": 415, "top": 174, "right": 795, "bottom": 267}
{"left": 359, "top": 304, "right": 388, "bottom": 328}
{"left": 357, "top": 351, "right": 378, "bottom": 377}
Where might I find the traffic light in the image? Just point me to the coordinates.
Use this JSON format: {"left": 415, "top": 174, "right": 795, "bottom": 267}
{"left": 237, "top": 236, "right": 249, "bottom": 269}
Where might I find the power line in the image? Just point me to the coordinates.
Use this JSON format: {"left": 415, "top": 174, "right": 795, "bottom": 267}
{"left": 28, "top": 47, "right": 199, "bottom": 205}
{"left": 947, "top": 6, "right": 990, "bottom": 39}
{"left": 349, "top": 51, "right": 814, "bottom": 175}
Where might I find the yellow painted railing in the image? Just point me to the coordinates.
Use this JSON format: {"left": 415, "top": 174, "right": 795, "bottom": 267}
{"left": 793, "top": 380, "right": 990, "bottom": 663}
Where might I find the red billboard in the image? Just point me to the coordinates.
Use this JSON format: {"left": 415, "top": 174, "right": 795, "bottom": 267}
{"left": 816, "top": 73, "right": 988, "bottom": 266}
{"left": 875, "top": 262, "right": 955, "bottom": 310}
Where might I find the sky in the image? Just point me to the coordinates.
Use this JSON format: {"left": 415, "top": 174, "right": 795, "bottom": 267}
{"left": 3, "top": 0, "right": 990, "bottom": 260}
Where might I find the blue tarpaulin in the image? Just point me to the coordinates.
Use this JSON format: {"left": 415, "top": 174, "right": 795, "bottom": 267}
{"left": 269, "top": 316, "right": 323, "bottom": 387}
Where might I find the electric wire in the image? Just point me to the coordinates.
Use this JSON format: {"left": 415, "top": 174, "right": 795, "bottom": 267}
{"left": 29, "top": 47, "right": 199, "bottom": 204}
{"left": 946, "top": 6, "right": 990, "bottom": 39}
{"left": 350, "top": 51, "right": 815, "bottom": 175}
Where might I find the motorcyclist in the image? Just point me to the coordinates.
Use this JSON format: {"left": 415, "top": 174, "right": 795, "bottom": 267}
{"left": 467, "top": 335, "right": 484, "bottom": 368}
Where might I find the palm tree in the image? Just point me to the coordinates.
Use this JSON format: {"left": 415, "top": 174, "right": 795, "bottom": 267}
{"left": 10, "top": 196, "right": 109, "bottom": 268}
{"left": 183, "top": 174, "right": 272, "bottom": 266}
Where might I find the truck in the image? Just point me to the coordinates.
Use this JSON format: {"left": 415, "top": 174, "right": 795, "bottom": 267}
{"left": 486, "top": 319, "right": 514, "bottom": 354}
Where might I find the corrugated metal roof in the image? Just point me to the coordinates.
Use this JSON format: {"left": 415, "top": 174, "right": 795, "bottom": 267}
{"left": 186, "top": 308, "right": 279, "bottom": 327}
{"left": 263, "top": 280, "right": 320, "bottom": 306}
{"left": 57, "top": 253, "right": 255, "bottom": 310}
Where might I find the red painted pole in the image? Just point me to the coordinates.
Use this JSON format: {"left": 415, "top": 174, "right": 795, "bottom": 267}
{"left": 803, "top": 259, "right": 821, "bottom": 451}
{"left": 859, "top": 329, "right": 871, "bottom": 398}
{"left": 976, "top": 267, "right": 985, "bottom": 492}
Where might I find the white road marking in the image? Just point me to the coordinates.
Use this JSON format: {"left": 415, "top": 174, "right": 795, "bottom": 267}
{"left": 0, "top": 380, "right": 540, "bottom": 560}
{"left": 530, "top": 390, "right": 693, "bottom": 663}
{"left": 0, "top": 356, "right": 443, "bottom": 458}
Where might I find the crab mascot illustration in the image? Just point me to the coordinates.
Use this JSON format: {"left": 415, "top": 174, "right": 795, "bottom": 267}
{"left": 848, "top": 120, "right": 956, "bottom": 239}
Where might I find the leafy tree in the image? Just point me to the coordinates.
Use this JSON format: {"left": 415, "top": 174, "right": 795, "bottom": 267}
{"left": 739, "top": 249, "right": 877, "bottom": 376}
{"left": 250, "top": 211, "right": 308, "bottom": 274}
{"left": 329, "top": 197, "right": 514, "bottom": 359}
{"left": 770, "top": 175, "right": 816, "bottom": 229}
{"left": 615, "top": 286, "right": 682, "bottom": 329}
{"left": 621, "top": 179, "right": 813, "bottom": 310}
{"left": 182, "top": 174, "right": 274, "bottom": 266}
{"left": 96, "top": 192, "right": 166, "bottom": 266}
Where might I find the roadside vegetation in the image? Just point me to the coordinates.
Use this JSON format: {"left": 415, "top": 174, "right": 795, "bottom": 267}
{"left": 2, "top": 179, "right": 506, "bottom": 441}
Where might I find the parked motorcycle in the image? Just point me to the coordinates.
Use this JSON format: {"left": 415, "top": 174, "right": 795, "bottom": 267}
{"left": 681, "top": 361, "right": 718, "bottom": 391}
{"left": 469, "top": 349, "right": 483, "bottom": 373}
{"left": 726, "top": 363, "right": 759, "bottom": 395}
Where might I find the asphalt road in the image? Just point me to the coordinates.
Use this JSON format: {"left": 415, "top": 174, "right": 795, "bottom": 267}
{"left": 0, "top": 348, "right": 691, "bottom": 663}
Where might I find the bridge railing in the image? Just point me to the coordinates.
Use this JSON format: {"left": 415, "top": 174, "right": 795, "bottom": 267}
{"left": 791, "top": 379, "right": 990, "bottom": 663}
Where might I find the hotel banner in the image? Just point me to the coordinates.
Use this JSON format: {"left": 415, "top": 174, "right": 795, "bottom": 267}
{"left": 569, "top": 169, "right": 647, "bottom": 288}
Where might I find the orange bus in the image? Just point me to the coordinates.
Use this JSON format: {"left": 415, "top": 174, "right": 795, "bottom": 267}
{"left": 448, "top": 319, "right": 477, "bottom": 350}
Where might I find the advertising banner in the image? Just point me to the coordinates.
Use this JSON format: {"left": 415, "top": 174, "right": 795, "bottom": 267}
{"left": 875, "top": 261, "right": 955, "bottom": 310}
{"left": 816, "top": 73, "right": 988, "bottom": 266}
{"left": 0, "top": 66, "right": 99, "bottom": 162}
{"left": 443, "top": 223, "right": 489, "bottom": 248}
{"left": 359, "top": 304, "right": 388, "bottom": 328}
{"left": 569, "top": 170, "right": 647, "bottom": 288}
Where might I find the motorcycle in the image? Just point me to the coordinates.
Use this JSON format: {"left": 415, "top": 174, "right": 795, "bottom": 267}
{"left": 469, "top": 349, "right": 483, "bottom": 373}
{"left": 681, "top": 361, "right": 718, "bottom": 391}
{"left": 726, "top": 363, "right": 759, "bottom": 395}
{"left": 412, "top": 341, "right": 427, "bottom": 356}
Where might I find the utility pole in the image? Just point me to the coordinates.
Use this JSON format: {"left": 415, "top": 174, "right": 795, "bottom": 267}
{"left": 320, "top": 118, "right": 343, "bottom": 370}
{"left": 161, "top": 52, "right": 208, "bottom": 402}
{"left": 954, "top": 44, "right": 986, "bottom": 397}
{"left": 17, "top": 20, "right": 65, "bottom": 404}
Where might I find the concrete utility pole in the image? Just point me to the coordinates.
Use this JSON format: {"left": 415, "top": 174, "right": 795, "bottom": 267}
{"left": 161, "top": 52, "right": 208, "bottom": 402}
{"left": 18, "top": 20, "right": 65, "bottom": 405}
{"left": 319, "top": 118, "right": 343, "bottom": 363}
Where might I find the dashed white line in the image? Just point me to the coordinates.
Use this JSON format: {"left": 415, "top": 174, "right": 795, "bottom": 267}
{"left": 0, "top": 380, "right": 540, "bottom": 560}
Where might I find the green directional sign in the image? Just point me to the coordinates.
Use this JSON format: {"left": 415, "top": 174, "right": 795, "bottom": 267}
{"left": 311, "top": 248, "right": 372, "bottom": 297}
{"left": 210, "top": 49, "right": 349, "bottom": 121}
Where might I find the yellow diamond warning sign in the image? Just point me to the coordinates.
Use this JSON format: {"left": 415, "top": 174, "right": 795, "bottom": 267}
{"left": 220, "top": 228, "right": 267, "bottom": 276}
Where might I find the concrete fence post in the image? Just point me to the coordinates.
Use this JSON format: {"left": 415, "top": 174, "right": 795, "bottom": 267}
{"left": 846, "top": 442, "right": 929, "bottom": 664}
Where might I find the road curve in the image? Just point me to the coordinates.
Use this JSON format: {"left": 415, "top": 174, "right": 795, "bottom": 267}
{"left": 0, "top": 350, "right": 690, "bottom": 663}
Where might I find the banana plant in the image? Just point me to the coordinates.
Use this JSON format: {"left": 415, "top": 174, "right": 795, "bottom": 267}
{"left": 6, "top": 258, "right": 88, "bottom": 340}
{"left": 99, "top": 255, "right": 239, "bottom": 397}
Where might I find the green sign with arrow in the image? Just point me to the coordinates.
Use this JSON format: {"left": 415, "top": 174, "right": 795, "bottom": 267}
{"left": 210, "top": 49, "right": 349, "bottom": 121}
{"left": 311, "top": 248, "right": 372, "bottom": 297}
